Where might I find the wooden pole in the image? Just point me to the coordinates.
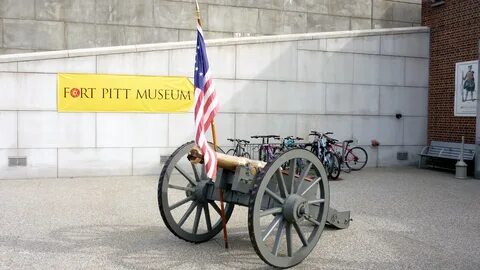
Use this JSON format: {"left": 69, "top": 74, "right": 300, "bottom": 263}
{"left": 195, "top": 0, "right": 229, "bottom": 249}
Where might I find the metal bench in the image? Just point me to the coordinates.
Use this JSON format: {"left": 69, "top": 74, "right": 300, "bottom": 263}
{"left": 418, "top": 141, "right": 476, "bottom": 169}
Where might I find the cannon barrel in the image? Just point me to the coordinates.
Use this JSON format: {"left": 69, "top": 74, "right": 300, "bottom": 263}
{"left": 187, "top": 146, "right": 266, "bottom": 175}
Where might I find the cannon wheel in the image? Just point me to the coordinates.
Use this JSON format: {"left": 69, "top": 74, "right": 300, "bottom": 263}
{"left": 248, "top": 149, "right": 330, "bottom": 268}
{"left": 158, "top": 141, "right": 234, "bottom": 243}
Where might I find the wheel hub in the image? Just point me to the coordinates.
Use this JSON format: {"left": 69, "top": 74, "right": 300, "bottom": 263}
{"left": 283, "top": 194, "right": 309, "bottom": 223}
{"left": 192, "top": 180, "right": 210, "bottom": 203}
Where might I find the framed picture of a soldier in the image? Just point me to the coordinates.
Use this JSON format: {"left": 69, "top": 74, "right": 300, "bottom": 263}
{"left": 455, "top": 60, "right": 479, "bottom": 116}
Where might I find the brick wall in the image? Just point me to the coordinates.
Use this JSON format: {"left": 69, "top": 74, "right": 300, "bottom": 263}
{"left": 422, "top": 0, "right": 480, "bottom": 144}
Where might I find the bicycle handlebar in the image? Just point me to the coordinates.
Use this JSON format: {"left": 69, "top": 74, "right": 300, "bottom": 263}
{"left": 227, "top": 138, "right": 251, "bottom": 144}
{"left": 251, "top": 135, "right": 280, "bottom": 139}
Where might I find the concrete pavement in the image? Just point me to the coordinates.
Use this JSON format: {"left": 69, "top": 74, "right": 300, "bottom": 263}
{"left": 1, "top": 167, "right": 479, "bottom": 269}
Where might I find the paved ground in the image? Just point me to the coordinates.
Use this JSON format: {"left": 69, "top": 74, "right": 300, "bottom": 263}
{"left": 0, "top": 167, "right": 479, "bottom": 269}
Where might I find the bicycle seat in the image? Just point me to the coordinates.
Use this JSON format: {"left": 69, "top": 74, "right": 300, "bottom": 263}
{"left": 227, "top": 138, "right": 235, "bottom": 142}
{"left": 344, "top": 139, "right": 354, "bottom": 144}
{"left": 241, "top": 139, "right": 250, "bottom": 144}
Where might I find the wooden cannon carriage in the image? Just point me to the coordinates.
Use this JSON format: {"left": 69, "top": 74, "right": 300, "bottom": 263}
{"left": 157, "top": 141, "right": 351, "bottom": 268}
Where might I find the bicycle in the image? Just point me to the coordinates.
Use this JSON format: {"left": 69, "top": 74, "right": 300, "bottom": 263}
{"left": 226, "top": 138, "right": 251, "bottom": 158}
{"left": 328, "top": 136, "right": 368, "bottom": 172}
{"left": 251, "top": 135, "right": 280, "bottom": 162}
{"left": 308, "top": 131, "right": 341, "bottom": 180}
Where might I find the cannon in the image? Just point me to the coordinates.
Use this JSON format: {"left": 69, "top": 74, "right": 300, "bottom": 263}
{"left": 157, "top": 141, "right": 351, "bottom": 268}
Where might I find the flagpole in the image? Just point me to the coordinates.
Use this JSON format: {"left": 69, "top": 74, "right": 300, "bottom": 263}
{"left": 195, "top": 0, "right": 229, "bottom": 249}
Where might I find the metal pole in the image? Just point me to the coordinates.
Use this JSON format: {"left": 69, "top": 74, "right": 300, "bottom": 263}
{"left": 475, "top": 40, "right": 480, "bottom": 179}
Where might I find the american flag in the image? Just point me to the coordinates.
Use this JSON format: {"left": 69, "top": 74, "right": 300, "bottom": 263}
{"left": 194, "top": 23, "right": 219, "bottom": 179}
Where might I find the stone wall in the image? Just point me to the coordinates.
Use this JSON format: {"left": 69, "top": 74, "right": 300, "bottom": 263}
{"left": 0, "top": 27, "right": 429, "bottom": 179}
{"left": 0, "top": 0, "right": 422, "bottom": 54}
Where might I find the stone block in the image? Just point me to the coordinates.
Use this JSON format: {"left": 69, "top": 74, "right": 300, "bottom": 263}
{"left": 361, "top": 145, "right": 378, "bottom": 167}
{"left": 3, "top": 19, "right": 65, "bottom": 50}
{"left": 328, "top": 0, "right": 372, "bottom": 18}
{"left": 0, "top": 48, "right": 35, "bottom": 55}
{"left": 214, "top": 79, "right": 267, "bottom": 113}
{"left": 284, "top": 11, "right": 308, "bottom": 34}
{"left": 35, "top": 0, "right": 95, "bottom": 23}
{"left": 373, "top": 19, "right": 412, "bottom": 29}
{"left": 405, "top": 57, "right": 429, "bottom": 87}
{"left": 0, "top": 73, "right": 56, "bottom": 110}
{"left": 0, "top": 62, "right": 17, "bottom": 72}
{"left": 307, "top": 14, "right": 350, "bottom": 32}
{"left": 154, "top": 0, "right": 204, "bottom": 30}
{"left": 298, "top": 40, "right": 319, "bottom": 50}
{"left": 326, "top": 36, "right": 380, "bottom": 54}
{"left": 379, "top": 86, "right": 428, "bottom": 116}
{"left": 18, "top": 56, "right": 96, "bottom": 73}
{"left": 66, "top": 23, "right": 96, "bottom": 49}
{"left": 306, "top": 0, "right": 328, "bottom": 14}
{"left": 0, "top": 0, "right": 35, "bottom": 19}
{"left": 207, "top": 5, "right": 257, "bottom": 33}
{"left": 178, "top": 30, "right": 232, "bottom": 41}
{"left": 352, "top": 116, "right": 378, "bottom": 146}
{"left": 298, "top": 51, "right": 354, "bottom": 83}
{"left": 372, "top": 0, "right": 393, "bottom": 20}
{"left": 0, "top": 20, "right": 2, "bottom": 47}
{"left": 0, "top": 148, "right": 57, "bottom": 179}
{"left": 297, "top": 114, "right": 354, "bottom": 141}
{"left": 351, "top": 18, "right": 372, "bottom": 30}
{"left": 268, "top": 81, "right": 326, "bottom": 114}
{"left": 0, "top": 111, "right": 17, "bottom": 148}
{"left": 236, "top": 42, "right": 297, "bottom": 81}
{"left": 353, "top": 54, "right": 405, "bottom": 86}
{"left": 133, "top": 147, "right": 174, "bottom": 175}
{"left": 258, "top": 9, "right": 284, "bottom": 35}
{"left": 95, "top": 24, "right": 126, "bottom": 47}
{"left": 283, "top": 0, "right": 307, "bottom": 12}
{"left": 96, "top": 113, "right": 168, "bottom": 147}
{"left": 169, "top": 45, "right": 235, "bottom": 79}
{"left": 58, "top": 148, "right": 132, "bottom": 177}
{"left": 377, "top": 145, "right": 422, "bottom": 166}
{"left": 125, "top": 26, "right": 178, "bottom": 45}
{"left": 18, "top": 111, "right": 96, "bottom": 148}
{"left": 97, "top": 51, "right": 169, "bottom": 75}
{"left": 296, "top": 115, "right": 327, "bottom": 139}
{"left": 403, "top": 117, "right": 427, "bottom": 145}
{"left": 377, "top": 116, "right": 404, "bottom": 145}
{"left": 96, "top": 0, "right": 153, "bottom": 26}
{"left": 381, "top": 33, "right": 429, "bottom": 58}
{"left": 393, "top": 2, "right": 421, "bottom": 23}
{"left": 326, "top": 84, "right": 379, "bottom": 115}
{"left": 235, "top": 114, "right": 296, "bottom": 141}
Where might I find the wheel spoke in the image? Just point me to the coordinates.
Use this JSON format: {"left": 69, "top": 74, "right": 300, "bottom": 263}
{"left": 209, "top": 201, "right": 222, "bottom": 216}
{"left": 286, "top": 222, "right": 292, "bottom": 257}
{"left": 178, "top": 201, "right": 197, "bottom": 227}
{"left": 260, "top": 207, "right": 283, "bottom": 217}
{"left": 265, "top": 188, "right": 285, "bottom": 204}
{"left": 175, "top": 165, "right": 196, "bottom": 186}
{"left": 293, "top": 222, "right": 308, "bottom": 246}
{"left": 287, "top": 158, "right": 297, "bottom": 193}
{"left": 169, "top": 196, "right": 194, "bottom": 210}
{"left": 168, "top": 184, "right": 194, "bottom": 192}
{"left": 203, "top": 203, "right": 212, "bottom": 231}
{"left": 307, "top": 199, "right": 325, "bottom": 205}
{"left": 296, "top": 161, "right": 312, "bottom": 195}
{"left": 305, "top": 217, "right": 321, "bottom": 226}
{"left": 192, "top": 205, "right": 202, "bottom": 234}
{"left": 262, "top": 215, "right": 282, "bottom": 241}
{"left": 301, "top": 176, "right": 322, "bottom": 196}
{"left": 191, "top": 163, "right": 200, "bottom": 181}
{"left": 276, "top": 169, "right": 289, "bottom": 198}
{"left": 273, "top": 220, "right": 285, "bottom": 256}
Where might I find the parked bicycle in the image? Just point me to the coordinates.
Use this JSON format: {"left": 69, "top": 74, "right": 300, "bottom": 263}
{"left": 251, "top": 135, "right": 280, "bottom": 162}
{"left": 333, "top": 139, "right": 368, "bottom": 171}
{"left": 308, "top": 131, "right": 341, "bottom": 180}
{"left": 226, "top": 138, "right": 251, "bottom": 158}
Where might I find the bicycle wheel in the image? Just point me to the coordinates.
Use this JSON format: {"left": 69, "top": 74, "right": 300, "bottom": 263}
{"left": 345, "top": 147, "right": 368, "bottom": 171}
{"left": 226, "top": 149, "right": 236, "bottom": 156}
{"left": 242, "top": 152, "right": 251, "bottom": 159}
{"left": 325, "top": 152, "right": 340, "bottom": 180}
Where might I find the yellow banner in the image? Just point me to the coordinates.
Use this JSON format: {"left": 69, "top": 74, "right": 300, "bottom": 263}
{"left": 57, "top": 73, "right": 194, "bottom": 112}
